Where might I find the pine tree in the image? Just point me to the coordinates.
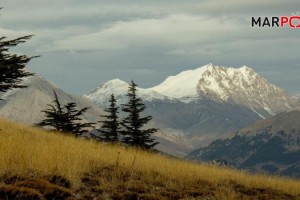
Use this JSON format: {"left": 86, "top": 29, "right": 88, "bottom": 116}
{"left": 92, "top": 94, "right": 120, "bottom": 142}
{"left": 36, "top": 91, "right": 65, "bottom": 131}
{"left": 64, "top": 102, "right": 95, "bottom": 136}
{"left": 0, "top": 35, "right": 36, "bottom": 94}
{"left": 120, "top": 81, "right": 158, "bottom": 149}
{"left": 37, "top": 91, "right": 95, "bottom": 136}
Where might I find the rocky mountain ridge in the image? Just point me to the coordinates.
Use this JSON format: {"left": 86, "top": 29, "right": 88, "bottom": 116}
{"left": 86, "top": 64, "right": 299, "bottom": 118}
{"left": 187, "top": 110, "right": 300, "bottom": 178}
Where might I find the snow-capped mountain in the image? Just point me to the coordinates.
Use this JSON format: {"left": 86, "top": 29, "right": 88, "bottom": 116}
{"left": 0, "top": 75, "right": 104, "bottom": 125}
{"left": 187, "top": 110, "right": 300, "bottom": 178}
{"left": 86, "top": 64, "right": 299, "bottom": 118}
{"left": 150, "top": 63, "right": 298, "bottom": 117}
{"left": 84, "top": 79, "right": 175, "bottom": 108}
{"left": 196, "top": 65, "right": 298, "bottom": 117}
{"left": 83, "top": 64, "right": 300, "bottom": 156}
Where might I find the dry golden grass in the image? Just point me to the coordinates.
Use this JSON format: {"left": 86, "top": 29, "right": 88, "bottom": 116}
{"left": 0, "top": 119, "right": 300, "bottom": 199}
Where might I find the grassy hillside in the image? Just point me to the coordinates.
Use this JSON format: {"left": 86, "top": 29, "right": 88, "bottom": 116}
{"left": 0, "top": 119, "right": 300, "bottom": 200}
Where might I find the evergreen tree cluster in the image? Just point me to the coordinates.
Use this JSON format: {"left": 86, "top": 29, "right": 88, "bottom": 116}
{"left": 92, "top": 81, "right": 158, "bottom": 149}
{"left": 37, "top": 81, "right": 158, "bottom": 150}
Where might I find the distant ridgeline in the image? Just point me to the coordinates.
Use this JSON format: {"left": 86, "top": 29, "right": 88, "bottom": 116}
{"left": 188, "top": 111, "right": 300, "bottom": 178}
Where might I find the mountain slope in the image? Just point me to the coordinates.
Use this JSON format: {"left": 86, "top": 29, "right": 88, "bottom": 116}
{"left": 188, "top": 110, "right": 300, "bottom": 178}
{"left": 1, "top": 119, "right": 300, "bottom": 200}
{"left": 0, "top": 75, "right": 104, "bottom": 125}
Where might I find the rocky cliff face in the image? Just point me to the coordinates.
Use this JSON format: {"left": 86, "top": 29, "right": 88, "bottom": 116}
{"left": 196, "top": 65, "right": 298, "bottom": 117}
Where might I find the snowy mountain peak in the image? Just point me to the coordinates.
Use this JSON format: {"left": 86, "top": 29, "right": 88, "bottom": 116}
{"left": 84, "top": 79, "right": 174, "bottom": 108}
{"left": 197, "top": 64, "right": 260, "bottom": 100}
{"left": 85, "top": 79, "right": 129, "bottom": 97}
{"left": 99, "top": 78, "right": 128, "bottom": 89}
{"left": 103, "top": 79, "right": 129, "bottom": 87}
{"left": 85, "top": 79, "right": 127, "bottom": 101}
{"left": 196, "top": 64, "right": 298, "bottom": 116}
{"left": 149, "top": 64, "right": 257, "bottom": 100}
{"left": 149, "top": 64, "right": 212, "bottom": 99}
{"left": 240, "top": 65, "right": 252, "bottom": 70}
{"left": 149, "top": 63, "right": 299, "bottom": 116}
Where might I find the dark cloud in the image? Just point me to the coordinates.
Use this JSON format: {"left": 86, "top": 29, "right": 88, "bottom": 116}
{"left": 1, "top": 0, "right": 299, "bottom": 95}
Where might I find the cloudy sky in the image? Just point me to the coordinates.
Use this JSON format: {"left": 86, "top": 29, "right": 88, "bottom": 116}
{"left": 1, "top": 0, "right": 299, "bottom": 94}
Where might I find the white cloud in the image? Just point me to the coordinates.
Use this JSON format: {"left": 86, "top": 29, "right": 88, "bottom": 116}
{"left": 43, "top": 15, "right": 242, "bottom": 52}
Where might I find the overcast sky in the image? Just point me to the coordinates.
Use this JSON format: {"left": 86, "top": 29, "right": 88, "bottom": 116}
{"left": 1, "top": 0, "right": 299, "bottom": 95}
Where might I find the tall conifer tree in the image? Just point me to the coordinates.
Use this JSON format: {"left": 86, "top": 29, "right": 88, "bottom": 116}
{"left": 92, "top": 94, "right": 120, "bottom": 142}
{"left": 37, "top": 91, "right": 94, "bottom": 136}
{"left": 121, "top": 81, "right": 158, "bottom": 149}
